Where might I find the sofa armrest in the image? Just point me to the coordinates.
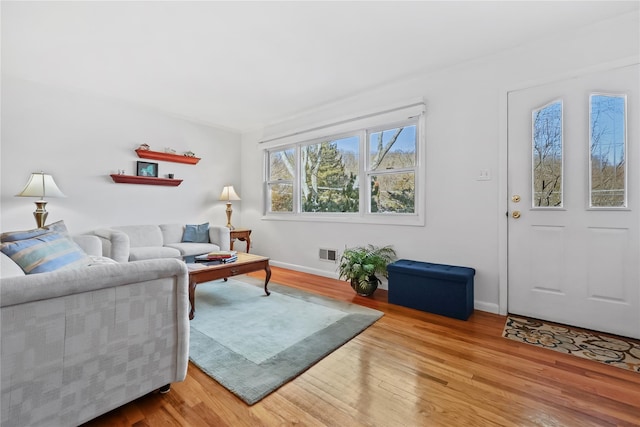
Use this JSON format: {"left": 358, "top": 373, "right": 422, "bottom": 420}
{"left": 72, "top": 235, "right": 102, "bottom": 257}
{"left": 0, "top": 258, "right": 188, "bottom": 308}
{"left": 208, "top": 225, "right": 231, "bottom": 251}
{"left": 92, "top": 228, "right": 131, "bottom": 262}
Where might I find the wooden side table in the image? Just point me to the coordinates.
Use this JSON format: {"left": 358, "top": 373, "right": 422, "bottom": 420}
{"left": 230, "top": 228, "right": 251, "bottom": 253}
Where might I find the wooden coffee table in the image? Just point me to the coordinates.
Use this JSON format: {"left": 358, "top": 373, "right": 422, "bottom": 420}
{"left": 187, "top": 252, "right": 271, "bottom": 320}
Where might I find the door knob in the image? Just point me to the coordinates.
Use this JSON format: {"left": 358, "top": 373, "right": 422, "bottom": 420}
{"left": 512, "top": 211, "right": 521, "bottom": 219}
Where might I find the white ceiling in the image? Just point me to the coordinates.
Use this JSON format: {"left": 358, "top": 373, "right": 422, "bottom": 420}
{"left": 2, "top": 1, "right": 638, "bottom": 133}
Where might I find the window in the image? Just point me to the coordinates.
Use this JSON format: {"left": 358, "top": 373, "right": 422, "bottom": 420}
{"left": 301, "top": 136, "right": 359, "bottom": 213}
{"left": 590, "top": 94, "right": 626, "bottom": 208}
{"left": 266, "top": 148, "right": 294, "bottom": 212}
{"left": 265, "top": 117, "right": 421, "bottom": 223}
{"left": 532, "top": 100, "right": 563, "bottom": 207}
{"left": 368, "top": 125, "right": 416, "bottom": 213}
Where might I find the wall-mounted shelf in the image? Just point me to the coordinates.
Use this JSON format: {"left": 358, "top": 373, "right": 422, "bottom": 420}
{"left": 110, "top": 174, "right": 183, "bottom": 186}
{"left": 135, "top": 148, "right": 200, "bottom": 164}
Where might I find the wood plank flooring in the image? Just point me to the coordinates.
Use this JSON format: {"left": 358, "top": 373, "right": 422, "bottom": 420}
{"left": 83, "top": 266, "right": 640, "bottom": 427}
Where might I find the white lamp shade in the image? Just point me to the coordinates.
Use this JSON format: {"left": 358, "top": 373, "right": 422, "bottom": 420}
{"left": 16, "top": 173, "right": 66, "bottom": 199}
{"left": 219, "top": 185, "right": 241, "bottom": 201}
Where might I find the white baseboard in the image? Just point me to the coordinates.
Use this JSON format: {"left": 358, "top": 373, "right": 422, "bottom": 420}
{"left": 270, "top": 260, "right": 501, "bottom": 315}
{"left": 474, "top": 301, "right": 500, "bottom": 314}
{"left": 270, "top": 260, "right": 340, "bottom": 280}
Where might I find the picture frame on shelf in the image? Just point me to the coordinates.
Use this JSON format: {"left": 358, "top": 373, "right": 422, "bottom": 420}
{"left": 137, "top": 161, "right": 158, "bottom": 177}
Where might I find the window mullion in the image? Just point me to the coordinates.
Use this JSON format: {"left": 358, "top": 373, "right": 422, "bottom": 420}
{"left": 294, "top": 145, "right": 301, "bottom": 214}
{"left": 360, "top": 129, "right": 367, "bottom": 215}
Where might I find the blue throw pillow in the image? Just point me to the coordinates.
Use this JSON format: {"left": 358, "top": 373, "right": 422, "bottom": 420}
{"left": 0, "top": 230, "right": 91, "bottom": 274}
{"left": 182, "top": 223, "right": 210, "bottom": 243}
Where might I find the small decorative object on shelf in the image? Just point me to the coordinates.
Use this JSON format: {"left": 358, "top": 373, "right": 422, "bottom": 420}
{"left": 165, "top": 147, "right": 177, "bottom": 154}
{"left": 184, "top": 150, "right": 196, "bottom": 157}
{"left": 110, "top": 174, "right": 182, "bottom": 186}
{"left": 137, "top": 143, "right": 150, "bottom": 151}
{"left": 136, "top": 161, "right": 158, "bottom": 177}
{"left": 135, "top": 148, "right": 200, "bottom": 164}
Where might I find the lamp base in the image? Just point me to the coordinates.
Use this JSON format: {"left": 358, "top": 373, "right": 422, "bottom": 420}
{"left": 33, "top": 200, "right": 48, "bottom": 228}
{"left": 225, "top": 202, "right": 235, "bottom": 230}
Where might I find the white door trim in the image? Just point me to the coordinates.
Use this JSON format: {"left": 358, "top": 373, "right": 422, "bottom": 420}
{"left": 497, "top": 56, "right": 640, "bottom": 316}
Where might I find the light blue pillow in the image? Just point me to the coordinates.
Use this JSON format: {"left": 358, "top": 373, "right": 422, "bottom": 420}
{"left": 0, "top": 231, "right": 91, "bottom": 274}
{"left": 1, "top": 220, "right": 69, "bottom": 242}
{"left": 182, "top": 222, "right": 210, "bottom": 243}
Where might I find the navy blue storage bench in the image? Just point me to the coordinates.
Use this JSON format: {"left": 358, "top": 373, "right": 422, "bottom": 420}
{"left": 387, "top": 259, "right": 475, "bottom": 320}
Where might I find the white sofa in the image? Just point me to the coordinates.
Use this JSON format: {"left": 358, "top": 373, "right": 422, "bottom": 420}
{"left": 1, "top": 232, "right": 190, "bottom": 427}
{"left": 93, "top": 223, "right": 231, "bottom": 263}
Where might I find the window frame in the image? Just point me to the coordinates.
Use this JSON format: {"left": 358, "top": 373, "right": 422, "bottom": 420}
{"left": 263, "top": 116, "right": 425, "bottom": 226}
{"left": 265, "top": 147, "right": 296, "bottom": 214}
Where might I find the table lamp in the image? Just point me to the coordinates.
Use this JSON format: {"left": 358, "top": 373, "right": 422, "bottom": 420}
{"left": 16, "top": 172, "right": 66, "bottom": 228}
{"left": 219, "top": 185, "right": 241, "bottom": 229}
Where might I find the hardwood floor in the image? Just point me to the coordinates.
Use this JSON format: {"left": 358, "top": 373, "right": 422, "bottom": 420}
{"left": 84, "top": 267, "right": 640, "bottom": 427}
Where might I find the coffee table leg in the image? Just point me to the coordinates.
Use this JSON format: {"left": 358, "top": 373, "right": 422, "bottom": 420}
{"left": 189, "top": 279, "right": 197, "bottom": 320}
{"left": 264, "top": 264, "right": 271, "bottom": 296}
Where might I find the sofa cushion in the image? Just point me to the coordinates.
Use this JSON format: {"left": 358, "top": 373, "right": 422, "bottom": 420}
{"left": 114, "top": 225, "right": 164, "bottom": 247}
{"left": 88, "top": 255, "right": 119, "bottom": 266}
{"left": 165, "top": 242, "right": 220, "bottom": 257}
{"left": 159, "top": 223, "right": 186, "bottom": 245}
{"left": 182, "top": 223, "right": 209, "bottom": 243}
{"left": 0, "top": 220, "right": 69, "bottom": 242}
{"left": 0, "top": 231, "right": 92, "bottom": 274}
{"left": 1, "top": 252, "right": 25, "bottom": 277}
{"left": 128, "top": 246, "right": 181, "bottom": 261}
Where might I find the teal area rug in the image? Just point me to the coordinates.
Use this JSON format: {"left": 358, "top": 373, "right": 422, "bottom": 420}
{"left": 189, "top": 278, "right": 383, "bottom": 405}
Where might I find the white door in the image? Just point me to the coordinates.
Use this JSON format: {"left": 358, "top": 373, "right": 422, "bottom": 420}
{"left": 507, "top": 64, "right": 640, "bottom": 339}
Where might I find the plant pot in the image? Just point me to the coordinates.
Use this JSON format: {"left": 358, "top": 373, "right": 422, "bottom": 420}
{"left": 351, "top": 275, "right": 381, "bottom": 296}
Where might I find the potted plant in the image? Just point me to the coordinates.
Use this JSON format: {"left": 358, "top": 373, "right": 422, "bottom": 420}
{"left": 338, "top": 244, "right": 397, "bottom": 296}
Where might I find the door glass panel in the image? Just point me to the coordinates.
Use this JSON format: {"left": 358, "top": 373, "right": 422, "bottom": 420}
{"left": 532, "top": 101, "right": 563, "bottom": 207}
{"left": 590, "top": 94, "right": 626, "bottom": 207}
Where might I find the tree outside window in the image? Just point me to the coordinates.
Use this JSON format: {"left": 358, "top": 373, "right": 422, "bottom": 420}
{"left": 267, "top": 148, "right": 294, "bottom": 212}
{"left": 590, "top": 94, "right": 626, "bottom": 207}
{"left": 368, "top": 125, "right": 416, "bottom": 213}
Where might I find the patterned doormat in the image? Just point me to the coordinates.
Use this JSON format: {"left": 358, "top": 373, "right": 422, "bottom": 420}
{"left": 503, "top": 316, "right": 640, "bottom": 373}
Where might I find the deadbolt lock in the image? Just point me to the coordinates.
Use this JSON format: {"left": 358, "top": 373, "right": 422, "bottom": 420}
{"left": 512, "top": 195, "right": 521, "bottom": 203}
{"left": 512, "top": 211, "right": 521, "bottom": 219}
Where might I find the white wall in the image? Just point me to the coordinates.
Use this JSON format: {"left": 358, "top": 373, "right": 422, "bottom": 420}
{"left": 2, "top": 11, "right": 637, "bottom": 314}
{"left": 240, "top": 11, "right": 640, "bottom": 313}
{"left": 1, "top": 77, "right": 242, "bottom": 233}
